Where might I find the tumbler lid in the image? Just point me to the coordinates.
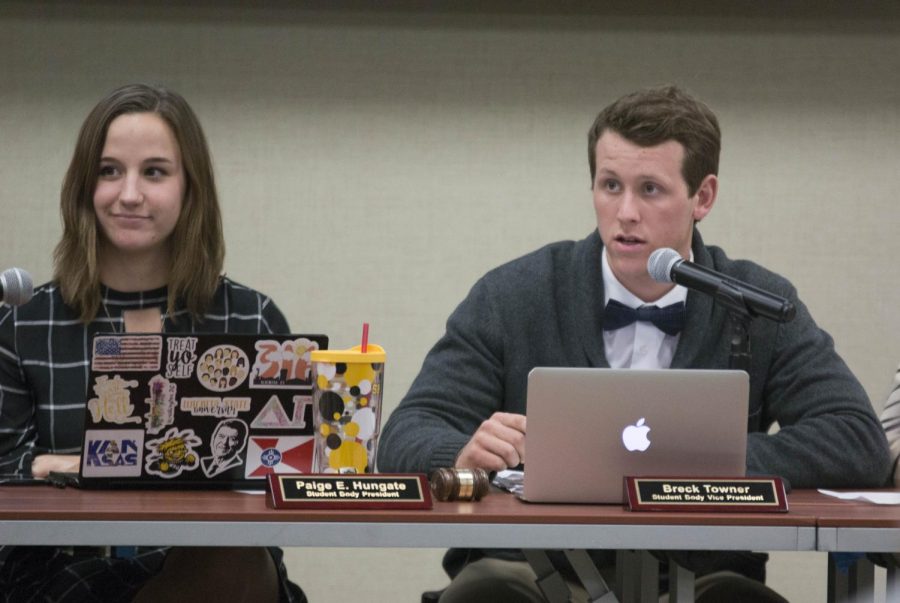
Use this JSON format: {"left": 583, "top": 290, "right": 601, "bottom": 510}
{"left": 311, "top": 344, "right": 385, "bottom": 364}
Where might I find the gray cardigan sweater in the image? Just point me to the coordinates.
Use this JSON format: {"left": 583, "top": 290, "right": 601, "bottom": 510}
{"left": 379, "top": 230, "right": 890, "bottom": 489}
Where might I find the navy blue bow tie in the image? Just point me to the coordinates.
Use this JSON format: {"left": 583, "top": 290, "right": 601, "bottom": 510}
{"left": 602, "top": 299, "right": 686, "bottom": 336}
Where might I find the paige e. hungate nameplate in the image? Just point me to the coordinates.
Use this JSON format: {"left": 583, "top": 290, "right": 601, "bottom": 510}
{"left": 267, "top": 473, "right": 433, "bottom": 510}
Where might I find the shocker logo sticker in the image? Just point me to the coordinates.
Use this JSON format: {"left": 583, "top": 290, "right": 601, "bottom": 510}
{"left": 145, "top": 427, "right": 201, "bottom": 478}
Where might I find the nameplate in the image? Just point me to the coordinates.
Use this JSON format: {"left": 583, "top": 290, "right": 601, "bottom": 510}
{"left": 267, "top": 474, "right": 433, "bottom": 510}
{"left": 624, "top": 476, "right": 788, "bottom": 512}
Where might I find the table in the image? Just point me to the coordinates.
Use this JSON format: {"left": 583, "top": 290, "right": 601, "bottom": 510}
{"left": 0, "top": 484, "right": 817, "bottom": 602}
{"left": 790, "top": 490, "right": 900, "bottom": 602}
{"left": 0, "top": 485, "right": 817, "bottom": 551}
{"left": 0, "top": 486, "right": 895, "bottom": 602}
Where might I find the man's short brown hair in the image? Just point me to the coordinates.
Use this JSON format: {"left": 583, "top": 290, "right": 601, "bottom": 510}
{"left": 588, "top": 86, "right": 721, "bottom": 196}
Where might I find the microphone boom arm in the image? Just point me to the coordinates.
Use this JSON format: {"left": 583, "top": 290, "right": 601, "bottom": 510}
{"left": 715, "top": 281, "right": 753, "bottom": 372}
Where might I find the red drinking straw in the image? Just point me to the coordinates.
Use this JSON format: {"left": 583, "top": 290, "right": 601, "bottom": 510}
{"left": 361, "top": 322, "right": 369, "bottom": 353}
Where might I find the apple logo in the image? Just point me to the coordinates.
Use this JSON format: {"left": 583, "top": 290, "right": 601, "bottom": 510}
{"left": 621, "top": 417, "right": 651, "bottom": 452}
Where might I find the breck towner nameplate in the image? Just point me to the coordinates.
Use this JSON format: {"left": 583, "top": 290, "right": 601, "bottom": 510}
{"left": 267, "top": 474, "right": 433, "bottom": 510}
{"left": 625, "top": 476, "right": 788, "bottom": 513}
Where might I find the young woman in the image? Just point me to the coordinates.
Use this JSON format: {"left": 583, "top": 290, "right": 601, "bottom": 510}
{"left": 0, "top": 84, "right": 304, "bottom": 602}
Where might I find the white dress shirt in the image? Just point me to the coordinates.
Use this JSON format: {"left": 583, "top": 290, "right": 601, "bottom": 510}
{"left": 601, "top": 248, "right": 688, "bottom": 369}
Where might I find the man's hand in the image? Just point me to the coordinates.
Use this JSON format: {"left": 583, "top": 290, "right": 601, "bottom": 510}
{"left": 455, "top": 412, "right": 526, "bottom": 472}
{"left": 32, "top": 454, "right": 80, "bottom": 478}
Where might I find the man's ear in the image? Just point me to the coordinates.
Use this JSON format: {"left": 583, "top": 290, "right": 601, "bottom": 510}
{"left": 692, "top": 174, "right": 718, "bottom": 222}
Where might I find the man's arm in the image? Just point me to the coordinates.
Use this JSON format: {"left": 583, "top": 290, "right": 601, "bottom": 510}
{"left": 379, "top": 278, "right": 522, "bottom": 474}
{"left": 745, "top": 291, "right": 891, "bottom": 489}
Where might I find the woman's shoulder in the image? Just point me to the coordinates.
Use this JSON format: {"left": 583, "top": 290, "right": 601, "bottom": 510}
{"left": 1, "top": 281, "right": 73, "bottom": 322}
{"left": 211, "top": 277, "right": 289, "bottom": 333}
{"left": 0, "top": 282, "right": 83, "bottom": 355}
{"left": 216, "top": 276, "right": 278, "bottom": 307}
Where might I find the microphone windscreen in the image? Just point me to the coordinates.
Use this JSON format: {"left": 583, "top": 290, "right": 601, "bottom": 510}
{"left": 647, "top": 248, "right": 681, "bottom": 284}
{"left": 1, "top": 267, "right": 34, "bottom": 306}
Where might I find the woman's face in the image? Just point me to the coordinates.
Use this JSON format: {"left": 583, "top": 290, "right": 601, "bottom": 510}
{"left": 93, "top": 112, "right": 185, "bottom": 260}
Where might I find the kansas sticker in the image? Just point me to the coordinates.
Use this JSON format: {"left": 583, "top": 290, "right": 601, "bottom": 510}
{"left": 82, "top": 429, "right": 144, "bottom": 477}
{"left": 245, "top": 436, "right": 314, "bottom": 478}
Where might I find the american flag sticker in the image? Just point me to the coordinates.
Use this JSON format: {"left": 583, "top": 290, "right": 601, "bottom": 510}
{"left": 93, "top": 335, "right": 163, "bottom": 372}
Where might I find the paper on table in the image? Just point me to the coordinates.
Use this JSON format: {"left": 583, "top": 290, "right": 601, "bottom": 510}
{"left": 493, "top": 469, "right": 524, "bottom": 495}
{"left": 818, "top": 489, "right": 900, "bottom": 505}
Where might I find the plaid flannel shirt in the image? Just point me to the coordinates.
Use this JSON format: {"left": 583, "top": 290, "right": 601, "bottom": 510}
{"left": 0, "top": 277, "right": 289, "bottom": 476}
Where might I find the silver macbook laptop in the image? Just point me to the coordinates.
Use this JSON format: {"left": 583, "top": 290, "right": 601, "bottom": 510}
{"left": 522, "top": 367, "right": 748, "bottom": 504}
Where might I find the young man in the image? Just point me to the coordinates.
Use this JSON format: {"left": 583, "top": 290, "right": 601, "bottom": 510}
{"left": 378, "top": 86, "right": 891, "bottom": 602}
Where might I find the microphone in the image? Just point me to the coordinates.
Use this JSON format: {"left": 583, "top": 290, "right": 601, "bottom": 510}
{"left": 0, "top": 268, "right": 34, "bottom": 306}
{"left": 647, "top": 248, "right": 795, "bottom": 323}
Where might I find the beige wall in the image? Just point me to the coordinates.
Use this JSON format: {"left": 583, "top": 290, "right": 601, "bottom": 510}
{"left": 1, "top": 2, "right": 898, "bottom": 601}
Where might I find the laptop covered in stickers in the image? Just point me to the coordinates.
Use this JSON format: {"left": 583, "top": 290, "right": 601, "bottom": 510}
{"left": 78, "top": 333, "right": 328, "bottom": 490}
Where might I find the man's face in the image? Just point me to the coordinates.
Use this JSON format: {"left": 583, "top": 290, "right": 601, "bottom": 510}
{"left": 592, "top": 130, "right": 716, "bottom": 301}
{"left": 213, "top": 425, "right": 241, "bottom": 459}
